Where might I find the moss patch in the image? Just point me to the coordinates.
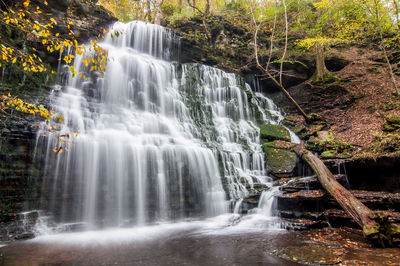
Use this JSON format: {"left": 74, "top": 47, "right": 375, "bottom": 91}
{"left": 260, "top": 124, "right": 290, "bottom": 142}
{"left": 263, "top": 145, "right": 297, "bottom": 178}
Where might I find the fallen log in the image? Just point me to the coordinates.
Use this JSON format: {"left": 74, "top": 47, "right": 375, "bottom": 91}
{"left": 293, "top": 143, "right": 400, "bottom": 247}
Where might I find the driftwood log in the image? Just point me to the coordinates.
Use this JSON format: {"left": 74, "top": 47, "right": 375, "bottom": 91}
{"left": 293, "top": 143, "right": 400, "bottom": 247}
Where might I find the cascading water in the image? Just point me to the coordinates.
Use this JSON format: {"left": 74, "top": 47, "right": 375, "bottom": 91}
{"left": 35, "top": 21, "right": 286, "bottom": 231}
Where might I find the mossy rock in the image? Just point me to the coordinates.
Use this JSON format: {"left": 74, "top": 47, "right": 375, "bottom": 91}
{"left": 262, "top": 142, "right": 277, "bottom": 149}
{"left": 382, "top": 124, "right": 399, "bottom": 132}
{"left": 385, "top": 115, "right": 400, "bottom": 125}
{"left": 263, "top": 146, "right": 297, "bottom": 178}
{"left": 282, "top": 115, "right": 306, "bottom": 136}
{"left": 260, "top": 124, "right": 290, "bottom": 142}
{"left": 320, "top": 150, "right": 336, "bottom": 159}
{"left": 305, "top": 137, "right": 324, "bottom": 153}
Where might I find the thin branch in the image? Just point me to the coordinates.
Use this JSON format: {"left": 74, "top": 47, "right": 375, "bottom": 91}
{"left": 266, "top": 8, "right": 277, "bottom": 72}
{"left": 279, "top": 0, "right": 288, "bottom": 86}
{"left": 250, "top": 0, "right": 310, "bottom": 121}
{"left": 374, "top": 0, "right": 399, "bottom": 95}
{"left": 186, "top": 0, "right": 211, "bottom": 40}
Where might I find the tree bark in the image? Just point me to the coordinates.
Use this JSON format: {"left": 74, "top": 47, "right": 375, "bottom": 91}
{"left": 186, "top": 0, "right": 211, "bottom": 40}
{"left": 279, "top": 0, "right": 288, "bottom": 85}
{"left": 374, "top": 0, "right": 399, "bottom": 95}
{"left": 315, "top": 43, "right": 329, "bottom": 81}
{"left": 293, "top": 144, "right": 400, "bottom": 247}
{"left": 153, "top": 0, "right": 163, "bottom": 25}
{"left": 146, "top": 0, "right": 152, "bottom": 22}
{"left": 394, "top": 0, "right": 400, "bottom": 31}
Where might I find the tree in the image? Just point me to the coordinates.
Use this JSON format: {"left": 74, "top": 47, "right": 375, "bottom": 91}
{"left": 0, "top": 0, "right": 108, "bottom": 139}
{"left": 294, "top": 0, "right": 398, "bottom": 87}
{"left": 372, "top": 0, "right": 399, "bottom": 95}
{"left": 99, "top": 0, "right": 150, "bottom": 22}
{"left": 250, "top": 0, "right": 310, "bottom": 120}
{"left": 296, "top": 37, "right": 340, "bottom": 82}
{"left": 0, "top": 0, "right": 108, "bottom": 77}
{"left": 394, "top": 0, "right": 400, "bottom": 30}
{"left": 293, "top": 143, "right": 400, "bottom": 247}
{"left": 186, "top": 0, "right": 212, "bottom": 40}
{"left": 153, "top": 0, "right": 164, "bottom": 25}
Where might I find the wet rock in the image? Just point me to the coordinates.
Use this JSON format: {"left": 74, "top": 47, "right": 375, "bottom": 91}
{"left": 281, "top": 218, "right": 327, "bottom": 231}
{"left": 282, "top": 115, "right": 306, "bottom": 137}
{"left": 14, "top": 232, "right": 35, "bottom": 240}
{"left": 277, "top": 190, "right": 326, "bottom": 213}
{"left": 279, "top": 175, "right": 348, "bottom": 193}
{"left": 260, "top": 124, "right": 290, "bottom": 142}
{"left": 263, "top": 145, "right": 297, "bottom": 178}
{"left": 240, "top": 194, "right": 261, "bottom": 214}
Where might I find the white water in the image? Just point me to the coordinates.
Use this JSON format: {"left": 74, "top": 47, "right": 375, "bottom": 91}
{"left": 34, "top": 21, "right": 287, "bottom": 233}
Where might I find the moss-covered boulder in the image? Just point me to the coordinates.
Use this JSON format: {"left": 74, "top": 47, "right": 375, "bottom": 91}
{"left": 382, "top": 115, "right": 400, "bottom": 132}
{"left": 382, "top": 124, "right": 399, "bottom": 132}
{"left": 262, "top": 141, "right": 297, "bottom": 178}
{"left": 260, "top": 124, "right": 290, "bottom": 142}
{"left": 385, "top": 115, "right": 400, "bottom": 125}
{"left": 320, "top": 150, "right": 336, "bottom": 159}
{"left": 282, "top": 115, "right": 306, "bottom": 137}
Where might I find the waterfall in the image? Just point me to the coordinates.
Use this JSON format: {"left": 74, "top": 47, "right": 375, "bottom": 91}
{"left": 35, "top": 21, "right": 285, "bottom": 230}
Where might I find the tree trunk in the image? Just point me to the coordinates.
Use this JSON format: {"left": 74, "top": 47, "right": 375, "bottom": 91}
{"left": 374, "top": 0, "right": 399, "bottom": 96}
{"left": 315, "top": 43, "right": 329, "bottom": 81}
{"left": 279, "top": 0, "right": 288, "bottom": 85}
{"left": 146, "top": 0, "right": 152, "bottom": 22}
{"left": 394, "top": 0, "right": 400, "bottom": 31}
{"left": 201, "top": 1, "right": 211, "bottom": 41}
{"left": 186, "top": 0, "right": 211, "bottom": 40}
{"left": 293, "top": 145, "right": 400, "bottom": 247}
{"left": 153, "top": 0, "right": 163, "bottom": 25}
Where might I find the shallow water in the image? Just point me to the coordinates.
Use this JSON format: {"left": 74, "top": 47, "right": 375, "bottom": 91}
{"left": 0, "top": 216, "right": 297, "bottom": 266}
{"left": 2, "top": 217, "right": 400, "bottom": 265}
{"left": 0, "top": 233, "right": 299, "bottom": 265}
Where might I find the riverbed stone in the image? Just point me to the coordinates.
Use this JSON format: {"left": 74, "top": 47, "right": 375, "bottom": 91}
{"left": 260, "top": 124, "right": 290, "bottom": 142}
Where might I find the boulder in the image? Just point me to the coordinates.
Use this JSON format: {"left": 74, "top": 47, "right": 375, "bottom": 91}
{"left": 260, "top": 124, "right": 290, "bottom": 142}
{"left": 263, "top": 142, "right": 297, "bottom": 178}
{"left": 282, "top": 115, "right": 306, "bottom": 136}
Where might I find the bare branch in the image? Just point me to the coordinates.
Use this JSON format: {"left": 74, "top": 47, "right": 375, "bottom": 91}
{"left": 279, "top": 0, "right": 288, "bottom": 86}
{"left": 250, "top": 0, "right": 310, "bottom": 121}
